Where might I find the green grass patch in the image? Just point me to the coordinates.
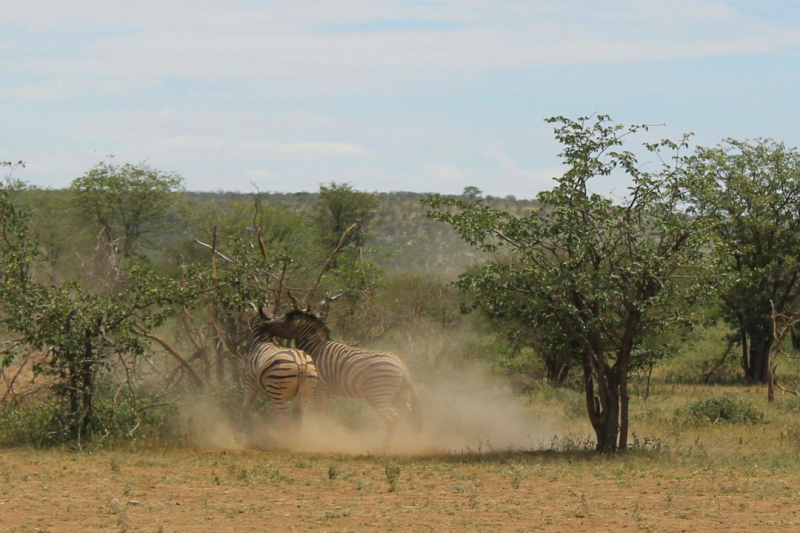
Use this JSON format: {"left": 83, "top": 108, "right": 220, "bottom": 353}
{"left": 675, "top": 394, "right": 766, "bottom": 425}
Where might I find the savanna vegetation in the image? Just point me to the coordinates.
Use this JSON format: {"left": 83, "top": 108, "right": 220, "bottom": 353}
{"left": 3, "top": 114, "right": 800, "bottom": 530}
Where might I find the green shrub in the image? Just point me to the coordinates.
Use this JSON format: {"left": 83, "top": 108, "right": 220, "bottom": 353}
{"left": 527, "top": 384, "right": 585, "bottom": 418}
{"left": 675, "top": 394, "right": 765, "bottom": 425}
{"left": 0, "top": 394, "right": 67, "bottom": 447}
{"left": 384, "top": 462, "right": 401, "bottom": 492}
{"left": 774, "top": 395, "right": 800, "bottom": 413}
{"left": 0, "top": 381, "right": 181, "bottom": 448}
{"left": 661, "top": 322, "right": 742, "bottom": 384}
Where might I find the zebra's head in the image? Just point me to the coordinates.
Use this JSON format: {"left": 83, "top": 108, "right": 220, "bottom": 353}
{"left": 258, "top": 309, "right": 331, "bottom": 344}
{"left": 248, "top": 304, "right": 279, "bottom": 341}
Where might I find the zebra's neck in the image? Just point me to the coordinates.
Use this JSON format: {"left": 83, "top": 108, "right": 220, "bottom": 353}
{"left": 295, "top": 335, "right": 328, "bottom": 355}
{"left": 252, "top": 331, "right": 276, "bottom": 346}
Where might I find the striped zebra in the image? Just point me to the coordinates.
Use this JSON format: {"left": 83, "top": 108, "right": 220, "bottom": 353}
{"left": 241, "top": 317, "right": 318, "bottom": 426}
{"left": 260, "top": 309, "right": 421, "bottom": 447}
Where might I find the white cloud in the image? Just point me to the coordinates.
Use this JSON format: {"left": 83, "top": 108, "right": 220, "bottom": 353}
{"left": 3, "top": 1, "right": 798, "bottom": 100}
{"left": 2, "top": 78, "right": 159, "bottom": 101}
{"left": 1, "top": 80, "right": 82, "bottom": 102}
{"left": 164, "top": 136, "right": 366, "bottom": 158}
{"left": 488, "top": 150, "right": 562, "bottom": 196}
{"left": 253, "top": 141, "right": 367, "bottom": 158}
{"left": 3, "top": 1, "right": 799, "bottom": 197}
{"left": 245, "top": 169, "right": 271, "bottom": 180}
{"left": 427, "top": 163, "right": 470, "bottom": 182}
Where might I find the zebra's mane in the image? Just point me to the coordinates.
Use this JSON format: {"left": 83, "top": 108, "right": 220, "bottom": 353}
{"left": 285, "top": 310, "right": 331, "bottom": 341}
{"left": 250, "top": 317, "right": 277, "bottom": 342}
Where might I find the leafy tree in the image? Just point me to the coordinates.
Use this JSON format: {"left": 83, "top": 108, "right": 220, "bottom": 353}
{"left": 1, "top": 181, "right": 191, "bottom": 443}
{"left": 462, "top": 186, "right": 483, "bottom": 200}
{"left": 181, "top": 192, "right": 319, "bottom": 267}
{"left": 70, "top": 161, "right": 184, "bottom": 259}
{"left": 314, "top": 182, "right": 379, "bottom": 252}
{"left": 685, "top": 139, "right": 800, "bottom": 382}
{"left": 424, "top": 115, "right": 712, "bottom": 452}
{"left": 456, "top": 259, "right": 576, "bottom": 386}
{"left": 10, "top": 187, "right": 94, "bottom": 283}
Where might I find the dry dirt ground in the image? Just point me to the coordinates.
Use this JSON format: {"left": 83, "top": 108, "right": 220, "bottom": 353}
{"left": 2, "top": 447, "right": 800, "bottom": 533}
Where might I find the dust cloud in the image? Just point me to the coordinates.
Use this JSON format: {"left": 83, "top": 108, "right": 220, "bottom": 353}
{"left": 179, "top": 364, "right": 568, "bottom": 456}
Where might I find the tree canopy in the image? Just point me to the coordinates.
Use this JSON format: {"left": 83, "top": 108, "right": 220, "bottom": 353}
{"left": 425, "top": 115, "right": 714, "bottom": 452}
{"left": 685, "top": 139, "right": 800, "bottom": 382}
{"left": 71, "top": 161, "right": 184, "bottom": 258}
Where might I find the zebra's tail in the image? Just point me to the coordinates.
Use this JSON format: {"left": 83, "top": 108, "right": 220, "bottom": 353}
{"left": 403, "top": 378, "right": 423, "bottom": 432}
{"left": 292, "top": 356, "right": 314, "bottom": 423}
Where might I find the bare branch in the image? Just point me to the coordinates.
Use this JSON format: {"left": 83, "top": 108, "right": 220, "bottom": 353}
{"left": 273, "top": 258, "right": 289, "bottom": 313}
{"left": 702, "top": 334, "right": 737, "bottom": 383}
{"left": 308, "top": 221, "right": 363, "bottom": 305}
{"left": 137, "top": 327, "right": 205, "bottom": 390}
{"left": 192, "top": 238, "right": 236, "bottom": 263}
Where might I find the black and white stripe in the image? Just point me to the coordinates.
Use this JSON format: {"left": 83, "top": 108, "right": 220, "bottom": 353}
{"left": 242, "top": 324, "right": 317, "bottom": 424}
{"left": 263, "top": 310, "right": 421, "bottom": 445}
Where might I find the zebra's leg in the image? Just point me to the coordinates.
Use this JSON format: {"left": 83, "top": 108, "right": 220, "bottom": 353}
{"left": 391, "top": 395, "right": 414, "bottom": 428}
{"left": 273, "top": 400, "right": 294, "bottom": 422}
{"left": 366, "top": 395, "right": 401, "bottom": 450}
{"left": 295, "top": 372, "right": 318, "bottom": 426}
{"left": 391, "top": 380, "right": 422, "bottom": 432}
{"left": 242, "top": 390, "right": 258, "bottom": 411}
{"left": 238, "top": 390, "right": 259, "bottom": 435}
{"left": 312, "top": 387, "right": 331, "bottom": 416}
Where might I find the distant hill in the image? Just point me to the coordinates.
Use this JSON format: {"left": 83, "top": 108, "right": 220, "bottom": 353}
{"left": 189, "top": 190, "right": 539, "bottom": 279}
{"left": 20, "top": 188, "right": 538, "bottom": 281}
{"left": 370, "top": 192, "right": 538, "bottom": 279}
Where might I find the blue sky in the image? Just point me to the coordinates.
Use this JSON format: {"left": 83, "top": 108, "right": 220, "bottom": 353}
{"left": 1, "top": 1, "right": 798, "bottom": 198}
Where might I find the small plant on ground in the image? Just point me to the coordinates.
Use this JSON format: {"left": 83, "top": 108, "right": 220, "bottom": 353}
{"left": 510, "top": 468, "right": 524, "bottom": 490}
{"left": 675, "top": 394, "right": 766, "bottom": 425}
{"left": 328, "top": 463, "right": 339, "bottom": 480}
{"left": 775, "top": 396, "right": 800, "bottom": 413}
{"left": 384, "top": 462, "right": 401, "bottom": 492}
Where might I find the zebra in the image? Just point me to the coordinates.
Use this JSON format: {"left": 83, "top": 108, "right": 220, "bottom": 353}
{"left": 241, "top": 313, "right": 318, "bottom": 427}
{"left": 260, "top": 309, "right": 421, "bottom": 447}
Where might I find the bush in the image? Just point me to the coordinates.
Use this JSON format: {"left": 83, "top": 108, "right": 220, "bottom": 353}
{"left": 0, "top": 394, "right": 67, "bottom": 447}
{"left": 661, "top": 323, "right": 743, "bottom": 384}
{"left": 675, "top": 394, "right": 765, "bottom": 425}
{"left": 0, "top": 382, "right": 181, "bottom": 448}
{"left": 774, "top": 396, "right": 800, "bottom": 413}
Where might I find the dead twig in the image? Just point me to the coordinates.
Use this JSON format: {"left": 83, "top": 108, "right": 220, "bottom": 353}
{"left": 1, "top": 350, "right": 32, "bottom": 404}
{"left": 192, "top": 238, "right": 236, "bottom": 263}
{"left": 307, "top": 222, "right": 363, "bottom": 305}
{"left": 702, "top": 334, "right": 737, "bottom": 383}
{"left": 137, "top": 328, "right": 205, "bottom": 390}
{"left": 769, "top": 300, "right": 800, "bottom": 402}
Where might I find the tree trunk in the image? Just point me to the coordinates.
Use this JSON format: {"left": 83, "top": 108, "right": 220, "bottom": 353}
{"left": 79, "top": 337, "right": 96, "bottom": 438}
{"left": 582, "top": 357, "right": 621, "bottom": 453}
{"left": 68, "top": 365, "right": 80, "bottom": 440}
{"left": 746, "top": 331, "right": 772, "bottom": 383}
{"left": 618, "top": 369, "right": 629, "bottom": 450}
{"left": 545, "top": 357, "right": 571, "bottom": 387}
{"left": 80, "top": 366, "right": 95, "bottom": 436}
{"left": 739, "top": 326, "right": 748, "bottom": 375}
{"left": 792, "top": 323, "right": 800, "bottom": 351}
{"left": 595, "top": 369, "right": 620, "bottom": 453}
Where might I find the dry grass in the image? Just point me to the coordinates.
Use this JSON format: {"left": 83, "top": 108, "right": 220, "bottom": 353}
{"left": 3, "top": 380, "right": 800, "bottom": 532}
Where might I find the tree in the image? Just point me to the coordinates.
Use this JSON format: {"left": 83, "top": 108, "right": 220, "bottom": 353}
{"left": 314, "top": 182, "right": 379, "bottom": 252}
{"left": 71, "top": 161, "right": 184, "bottom": 259}
{"left": 424, "top": 115, "right": 712, "bottom": 452}
{"left": 1, "top": 182, "right": 190, "bottom": 442}
{"left": 459, "top": 259, "right": 576, "bottom": 386}
{"left": 462, "top": 186, "right": 483, "bottom": 200}
{"left": 685, "top": 139, "right": 800, "bottom": 383}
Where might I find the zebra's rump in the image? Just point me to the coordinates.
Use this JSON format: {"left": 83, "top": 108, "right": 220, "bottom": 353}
{"left": 245, "top": 344, "right": 318, "bottom": 402}
{"left": 312, "top": 343, "right": 408, "bottom": 398}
